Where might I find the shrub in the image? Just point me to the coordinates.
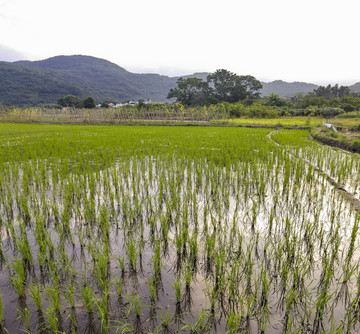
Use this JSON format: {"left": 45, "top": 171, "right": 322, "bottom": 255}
{"left": 353, "top": 140, "right": 360, "bottom": 150}
{"left": 341, "top": 103, "right": 356, "bottom": 112}
{"left": 336, "top": 111, "right": 360, "bottom": 118}
{"left": 248, "top": 103, "right": 279, "bottom": 118}
{"left": 226, "top": 103, "right": 248, "bottom": 118}
{"left": 320, "top": 107, "right": 344, "bottom": 120}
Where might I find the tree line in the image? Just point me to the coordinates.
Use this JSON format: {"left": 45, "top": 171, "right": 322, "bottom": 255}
{"left": 53, "top": 72, "right": 360, "bottom": 120}
{"left": 167, "top": 69, "right": 262, "bottom": 105}
{"left": 57, "top": 95, "right": 96, "bottom": 108}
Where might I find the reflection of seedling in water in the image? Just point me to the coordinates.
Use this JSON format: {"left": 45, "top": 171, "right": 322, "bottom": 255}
{"left": 0, "top": 124, "right": 360, "bottom": 333}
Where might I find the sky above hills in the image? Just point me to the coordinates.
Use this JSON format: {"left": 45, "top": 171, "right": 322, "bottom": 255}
{"left": 1, "top": 0, "right": 359, "bottom": 85}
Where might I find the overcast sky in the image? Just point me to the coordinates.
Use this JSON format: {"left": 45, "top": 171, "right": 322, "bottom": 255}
{"left": 1, "top": 0, "right": 359, "bottom": 84}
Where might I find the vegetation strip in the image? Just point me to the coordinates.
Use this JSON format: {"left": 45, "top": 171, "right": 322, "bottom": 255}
{"left": 269, "top": 129, "right": 360, "bottom": 211}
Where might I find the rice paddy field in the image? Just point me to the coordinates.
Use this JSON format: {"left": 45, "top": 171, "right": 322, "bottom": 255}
{"left": 0, "top": 123, "right": 360, "bottom": 333}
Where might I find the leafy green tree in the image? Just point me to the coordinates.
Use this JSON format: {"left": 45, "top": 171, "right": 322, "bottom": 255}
{"left": 57, "top": 94, "right": 82, "bottom": 107}
{"left": 248, "top": 103, "right": 278, "bottom": 118}
{"left": 168, "top": 70, "right": 262, "bottom": 106}
{"left": 295, "top": 95, "right": 329, "bottom": 109}
{"left": 320, "top": 107, "right": 344, "bottom": 121}
{"left": 266, "top": 92, "right": 288, "bottom": 107}
{"left": 237, "top": 75, "right": 263, "bottom": 100}
{"left": 206, "top": 69, "right": 262, "bottom": 103}
{"left": 341, "top": 103, "right": 355, "bottom": 112}
{"left": 167, "top": 78, "right": 209, "bottom": 105}
{"left": 313, "top": 84, "right": 351, "bottom": 99}
{"left": 82, "top": 97, "right": 96, "bottom": 109}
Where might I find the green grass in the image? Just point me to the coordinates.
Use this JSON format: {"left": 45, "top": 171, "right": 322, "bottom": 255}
{"left": 226, "top": 116, "right": 322, "bottom": 127}
{"left": 226, "top": 116, "right": 360, "bottom": 131}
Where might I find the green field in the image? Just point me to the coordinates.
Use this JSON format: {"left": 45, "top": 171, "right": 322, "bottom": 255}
{"left": 0, "top": 123, "right": 359, "bottom": 333}
{"left": 226, "top": 116, "right": 360, "bottom": 129}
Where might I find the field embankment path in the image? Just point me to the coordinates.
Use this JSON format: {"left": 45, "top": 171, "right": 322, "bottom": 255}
{"left": 267, "top": 129, "right": 360, "bottom": 213}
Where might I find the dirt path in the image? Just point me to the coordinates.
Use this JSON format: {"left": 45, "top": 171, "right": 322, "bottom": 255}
{"left": 267, "top": 130, "right": 360, "bottom": 213}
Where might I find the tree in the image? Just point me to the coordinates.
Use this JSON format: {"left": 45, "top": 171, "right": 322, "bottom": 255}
{"left": 206, "top": 69, "right": 262, "bottom": 103}
{"left": 313, "top": 84, "right": 351, "bottom": 99}
{"left": 167, "top": 78, "right": 209, "bottom": 105}
{"left": 266, "top": 92, "right": 288, "bottom": 107}
{"left": 57, "top": 94, "right": 82, "bottom": 107}
{"left": 237, "top": 75, "right": 263, "bottom": 100}
{"left": 82, "top": 97, "right": 96, "bottom": 109}
{"left": 168, "top": 70, "right": 262, "bottom": 106}
{"left": 320, "top": 107, "right": 343, "bottom": 122}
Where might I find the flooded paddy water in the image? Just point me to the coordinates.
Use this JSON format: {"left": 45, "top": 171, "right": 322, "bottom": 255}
{"left": 0, "top": 124, "right": 359, "bottom": 333}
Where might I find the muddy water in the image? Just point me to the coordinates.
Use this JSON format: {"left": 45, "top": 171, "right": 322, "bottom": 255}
{"left": 0, "top": 152, "right": 359, "bottom": 333}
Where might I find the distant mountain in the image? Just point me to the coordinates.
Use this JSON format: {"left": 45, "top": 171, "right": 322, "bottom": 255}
{"left": 0, "top": 61, "right": 84, "bottom": 106}
{"left": 349, "top": 82, "right": 360, "bottom": 93}
{"left": 177, "top": 72, "right": 210, "bottom": 81}
{"left": 260, "top": 80, "right": 319, "bottom": 98}
{"left": 12, "top": 55, "right": 177, "bottom": 105}
{"left": 0, "top": 55, "right": 356, "bottom": 106}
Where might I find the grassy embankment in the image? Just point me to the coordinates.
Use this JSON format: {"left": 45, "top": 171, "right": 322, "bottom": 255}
{"left": 228, "top": 115, "right": 360, "bottom": 153}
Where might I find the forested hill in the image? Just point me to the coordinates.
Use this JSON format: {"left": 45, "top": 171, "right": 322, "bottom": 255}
{"left": 10, "top": 55, "right": 178, "bottom": 105}
{"left": 260, "top": 80, "right": 319, "bottom": 98}
{"left": 0, "top": 55, "right": 359, "bottom": 106}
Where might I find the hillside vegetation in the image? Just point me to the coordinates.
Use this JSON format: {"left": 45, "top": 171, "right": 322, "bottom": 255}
{"left": 1, "top": 56, "right": 177, "bottom": 105}
{"left": 3, "top": 55, "right": 359, "bottom": 106}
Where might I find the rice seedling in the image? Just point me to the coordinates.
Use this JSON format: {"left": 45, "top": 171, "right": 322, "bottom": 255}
{"left": 96, "top": 291, "right": 110, "bottom": 334}
{"left": 80, "top": 284, "right": 96, "bottom": 314}
{"left": 127, "top": 293, "right": 142, "bottom": 319}
{"left": 114, "top": 276, "right": 123, "bottom": 299}
{"left": 181, "top": 310, "right": 210, "bottom": 333}
{"left": 63, "top": 279, "right": 76, "bottom": 310}
{"left": 0, "top": 123, "right": 359, "bottom": 332}
{"left": 28, "top": 281, "right": 42, "bottom": 311}
{"left": 17, "top": 307, "right": 31, "bottom": 333}
{"left": 126, "top": 238, "right": 137, "bottom": 272}
{"left": 147, "top": 276, "right": 157, "bottom": 302}
{"left": 160, "top": 309, "right": 172, "bottom": 330}
{"left": 44, "top": 306, "right": 59, "bottom": 333}
{"left": 9, "top": 257, "right": 26, "bottom": 298}
{"left": 172, "top": 278, "right": 182, "bottom": 304}
{"left": 45, "top": 283, "right": 61, "bottom": 314}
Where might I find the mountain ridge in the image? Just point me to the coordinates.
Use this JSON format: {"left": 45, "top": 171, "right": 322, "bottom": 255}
{"left": 0, "top": 55, "right": 359, "bottom": 106}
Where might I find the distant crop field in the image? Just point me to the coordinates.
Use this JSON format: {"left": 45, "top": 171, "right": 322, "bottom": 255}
{"left": 0, "top": 123, "right": 359, "bottom": 333}
{"left": 226, "top": 117, "right": 320, "bottom": 127}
